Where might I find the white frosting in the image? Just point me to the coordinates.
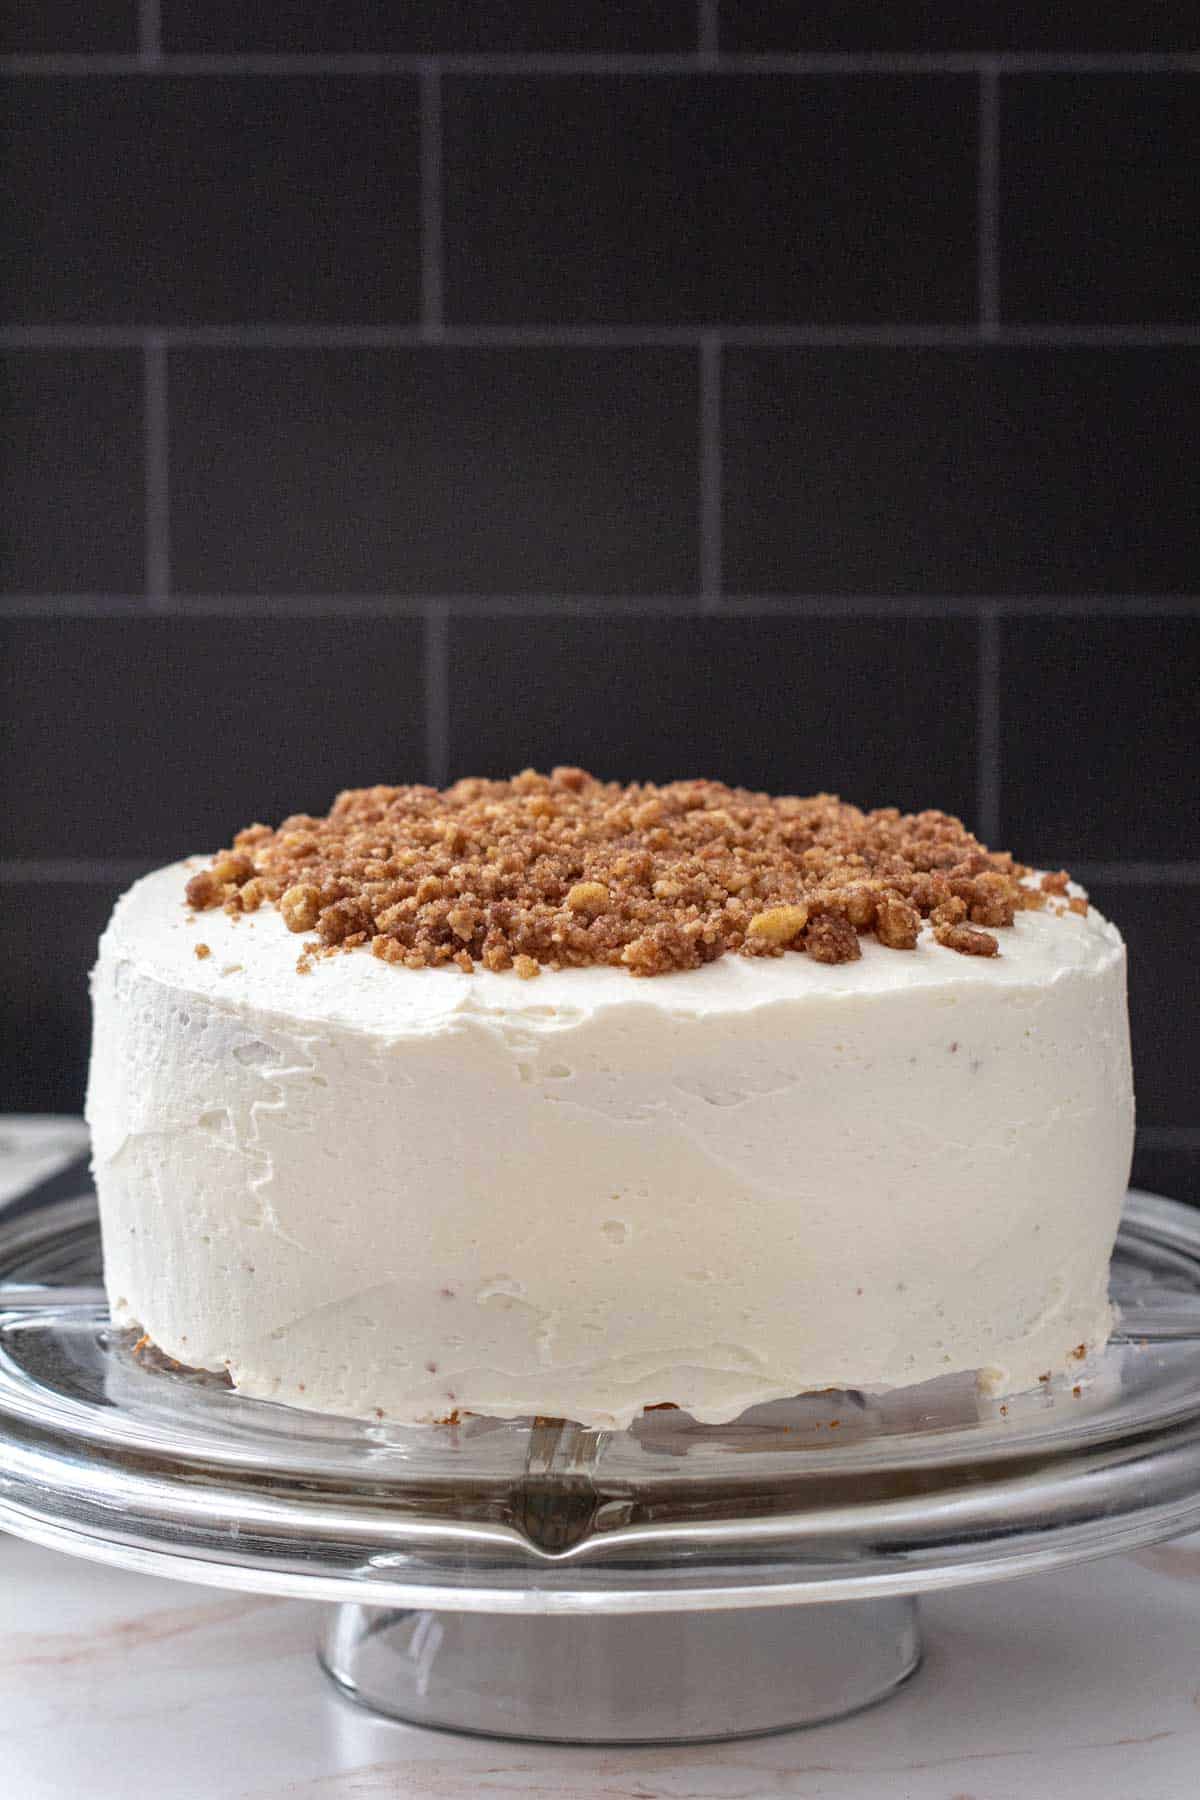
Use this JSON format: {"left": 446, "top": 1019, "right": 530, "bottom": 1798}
{"left": 87, "top": 860, "right": 1135, "bottom": 1428}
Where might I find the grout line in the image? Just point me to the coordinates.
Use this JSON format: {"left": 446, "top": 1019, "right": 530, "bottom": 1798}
{"left": 137, "top": 0, "right": 162, "bottom": 64}
{"left": 419, "top": 63, "right": 444, "bottom": 337}
{"left": 4, "top": 52, "right": 1200, "bottom": 76}
{"left": 6, "top": 324, "right": 1200, "bottom": 350}
{"left": 0, "top": 326, "right": 158, "bottom": 348}
{"left": 718, "top": 594, "right": 987, "bottom": 617}
{"left": 156, "top": 593, "right": 706, "bottom": 618}
{"left": 698, "top": 0, "right": 720, "bottom": 63}
{"left": 714, "top": 52, "right": 1200, "bottom": 75}
{"left": 0, "top": 55, "right": 145, "bottom": 73}
{"left": 143, "top": 335, "right": 171, "bottom": 608}
{"left": 992, "top": 325, "right": 1200, "bottom": 345}
{"left": 717, "top": 594, "right": 1200, "bottom": 616}
{"left": 977, "top": 59, "right": 1001, "bottom": 340}
{"left": 1072, "top": 863, "right": 1200, "bottom": 886}
{"left": 0, "top": 595, "right": 168, "bottom": 617}
{"left": 174, "top": 594, "right": 704, "bottom": 617}
{"left": 699, "top": 335, "right": 722, "bottom": 607}
{"left": 423, "top": 608, "right": 451, "bottom": 786}
{"left": 975, "top": 606, "right": 1001, "bottom": 842}
{"left": 0, "top": 859, "right": 155, "bottom": 884}
{"left": 981, "top": 594, "right": 1200, "bottom": 616}
{"left": 5, "top": 593, "right": 1200, "bottom": 620}
{"left": 0, "top": 594, "right": 710, "bottom": 620}
{"left": 0, "top": 324, "right": 700, "bottom": 349}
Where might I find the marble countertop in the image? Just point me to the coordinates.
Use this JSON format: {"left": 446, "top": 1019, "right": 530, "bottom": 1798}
{"left": 5, "top": 1533, "right": 1200, "bottom": 1800}
{"left": 3, "top": 1119, "right": 1200, "bottom": 1798}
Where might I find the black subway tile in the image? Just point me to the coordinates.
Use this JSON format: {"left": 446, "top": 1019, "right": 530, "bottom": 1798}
{"left": 722, "top": 2, "right": 1200, "bottom": 50}
{"left": 1000, "top": 619, "right": 1200, "bottom": 866}
{"left": 1, "top": 2, "right": 137, "bottom": 52}
{"left": 0, "top": 351, "right": 143, "bottom": 594}
{"left": 0, "top": 882, "right": 121, "bottom": 1114}
{"left": 723, "top": 348, "right": 1200, "bottom": 595}
{"left": 444, "top": 74, "right": 976, "bottom": 326}
{"left": 1089, "top": 885, "right": 1199, "bottom": 1130}
{"left": 170, "top": 347, "right": 698, "bottom": 594}
{"left": 1003, "top": 75, "right": 1200, "bottom": 325}
{"left": 162, "top": 0, "right": 695, "bottom": 52}
{"left": 1, "top": 76, "right": 419, "bottom": 326}
{"left": 447, "top": 613, "right": 980, "bottom": 824}
{"left": 0, "top": 616, "right": 426, "bottom": 861}
{"left": 1133, "top": 1141, "right": 1200, "bottom": 1209}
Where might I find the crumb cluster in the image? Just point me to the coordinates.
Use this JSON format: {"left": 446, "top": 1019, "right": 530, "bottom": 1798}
{"left": 184, "top": 769, "right": 1085, "bottom": 976}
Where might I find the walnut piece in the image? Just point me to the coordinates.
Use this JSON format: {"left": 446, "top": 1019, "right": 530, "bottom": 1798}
{"left": 212, "top": 850, "right": 254, "bottom": 885}
{"left": 934, "top": 922, "right": 1000, "bottom": 956}
{"left": 184, "top": 870, "right": 222, "bottom": 910}
{"left": 805, "top": 911, "right": 862, "bottom": 964}
{"left": 931, "top": 895, "right": 967, "bottom": 927}
{"left": 875, "top": 892, "right": 921, "bottom": 950}
{"left": 565, "top": 881, "right": 610, "bottom": 915}
{"left": 279, "top": 883, "right": 321, "bottom": 933}
{"left": 747, "top": 903, "right": 809, "bottom": 945}
{"left": 968, "top": 871, "right": 1016, "bottom": 929}
{"left": 447, "top": 904, "right": 479, "bottom": 940}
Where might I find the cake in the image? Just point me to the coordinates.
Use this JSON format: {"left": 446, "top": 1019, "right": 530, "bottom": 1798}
{"left": 86, "top": 772, "right": 1134, "bottom": 1429}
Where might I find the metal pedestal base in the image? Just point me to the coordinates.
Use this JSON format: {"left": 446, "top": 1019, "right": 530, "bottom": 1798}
{"left": 319, "top": 1597, "right": 922, "bottom": 1743}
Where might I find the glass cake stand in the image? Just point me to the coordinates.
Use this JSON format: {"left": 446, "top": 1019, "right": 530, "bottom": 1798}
{"left": 3, "top": 1182, "right": 1200, "bottom": 1744}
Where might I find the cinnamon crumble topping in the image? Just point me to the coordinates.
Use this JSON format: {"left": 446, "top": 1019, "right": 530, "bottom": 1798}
{"left": 184, "top": 769, "right": 1079, "bottom": 975}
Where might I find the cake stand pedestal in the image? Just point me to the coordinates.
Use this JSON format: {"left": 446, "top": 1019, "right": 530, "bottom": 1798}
{"left": 2, "top": 1186, "right": 1200, "bottom": 1745}
{"left": 320, "top": 1595, "right": 921, "bottom": 1742}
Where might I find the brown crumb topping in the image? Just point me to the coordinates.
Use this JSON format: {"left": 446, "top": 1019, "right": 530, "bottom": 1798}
{"left": 184, "top": 769, "right": 1080, "bottom": 976}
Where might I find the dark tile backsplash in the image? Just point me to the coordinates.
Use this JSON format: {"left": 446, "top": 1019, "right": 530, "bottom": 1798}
{"left": 1000, "top": 619, "right": 1200, "bottom": 866}
{"left": 449, "top": 615, "right": 979, "bottom": 820}
{"left": 161, "top": 2, "right": 697, "bottom": 54}
{"left": 0, "top": 2, "right": 137, "bottom": 53}
{"left": 720, "top": 4, "right": 1200, "bottom": 52}
{"left": 0, "top": 351, "right": 144, "bottom": 593}
{"left": 1, "top": 617, "right": 425, "bottom": 861}
{"left": 1133, "top": 1142, "right": 1200, "bottom": 1211}
{"left": 1003, "top": 76, "right": 1200, "bottom": 325}
{"left": 0, "top": 883, "right": 123, "bottom": 1114}
{"left": 169, "top": 347, "right": 699, "bottom": 594}
{"left": 2, "top": 76, "right": 421, "bottom": 325}
{"left": 722, "top": 348, "right": 1200, "bottom": 595}
{"left": 444, "top": 75, "right": 977, "bottom": 325}
{"left": 2, "top": 8, "right": 1198, "bottom": 1202}
{"left": 1089, "top": 885, "right": 1200, "bottom": 1133}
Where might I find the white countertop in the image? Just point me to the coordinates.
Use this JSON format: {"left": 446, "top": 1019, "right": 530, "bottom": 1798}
{"left": 3, "top": 1119, "right": 1200, "bottom": 1798}
{"left": 4, "top": 1532, "right": 1200, "bottom": 1799}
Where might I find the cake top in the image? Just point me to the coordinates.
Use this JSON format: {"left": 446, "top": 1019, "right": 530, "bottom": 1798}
{"left": 184, "top": 769, "right": 1084, "bottom": 977}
